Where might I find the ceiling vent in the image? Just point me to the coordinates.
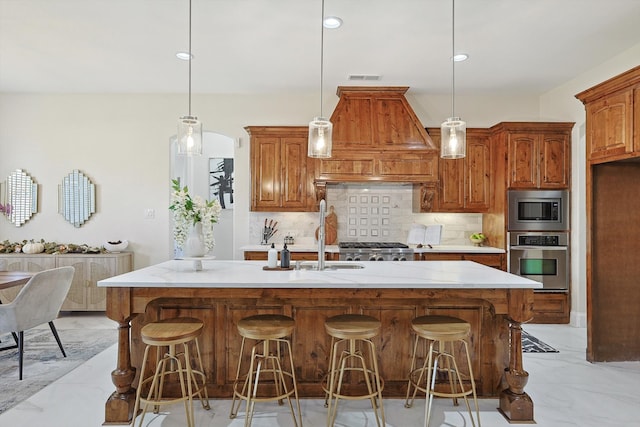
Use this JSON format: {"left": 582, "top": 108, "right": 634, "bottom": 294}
{"left": 348, "top": 74, "right": 382, "bottom": 81}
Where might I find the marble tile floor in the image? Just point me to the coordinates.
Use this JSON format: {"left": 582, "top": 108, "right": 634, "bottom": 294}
{"left": 1, "top": 313, "right": 639, "bottom": 427}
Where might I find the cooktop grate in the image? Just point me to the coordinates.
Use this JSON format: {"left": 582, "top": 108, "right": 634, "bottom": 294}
{"left": 338, "top": 242, "right": 409, "bottom": 249}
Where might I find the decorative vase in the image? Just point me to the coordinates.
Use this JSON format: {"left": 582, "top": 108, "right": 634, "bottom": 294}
{"left": 184, "top": 222, "right": 207, "bottom": 257}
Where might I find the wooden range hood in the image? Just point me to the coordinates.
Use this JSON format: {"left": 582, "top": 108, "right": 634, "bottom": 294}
{"left": 315, "top": 86, "right": 438, "bottom": 197}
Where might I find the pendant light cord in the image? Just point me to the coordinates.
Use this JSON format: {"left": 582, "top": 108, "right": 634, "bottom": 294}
{"left": 451, "top": 0, "right": 455, "bottom": 118}
{"left": 319, "top": 0, "right": 325, "bottom": 118}
{"left": 188, "top": 0, "right": 193, "bottom": 116}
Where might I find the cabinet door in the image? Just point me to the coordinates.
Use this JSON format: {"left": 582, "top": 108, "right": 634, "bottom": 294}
{"left": 438, "top": 157, "right": 465, "bottom": 210}
{"left": 57, "top": 256, "right": 117, "bottom": 311}
{"left": 465, "top": 136, "right": 491, "bottom": 211}
{"left": 249, "top": 127, "right": 316, "bottom": 212}
{"left": 539, "top": 133, "right": 569, "bottom": 188}
{"left": 437, "top": 133, "right": 491, "bottom": 212}
{"left": 586, "top": 89, "right": 634, "bottom": 162}
{"left": 508, "top": 133, "right": 538, "bottom": 188}
{"left": 251, "top": 136, "right": 282, "bottom": 210}
{"left": 0, "top": 256, "right": 56, "bottom": 302}
{"left": 281, "top": 137, "right": 310, "bottom": 210}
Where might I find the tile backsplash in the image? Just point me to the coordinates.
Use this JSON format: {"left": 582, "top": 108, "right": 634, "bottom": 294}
{"left": 249, "top": 184, "right": 483, "bottom": 246}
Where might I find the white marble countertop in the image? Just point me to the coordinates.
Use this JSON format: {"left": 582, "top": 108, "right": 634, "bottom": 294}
{"left": 98, "top": 260, "right": 539, "bottom": 289}
{"left": 240, "top": 244, "right": 505, "bottom": 254}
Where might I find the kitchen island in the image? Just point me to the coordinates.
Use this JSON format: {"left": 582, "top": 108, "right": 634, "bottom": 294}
{"left": 99, "top": 260, "right": 540, "bottom": 424}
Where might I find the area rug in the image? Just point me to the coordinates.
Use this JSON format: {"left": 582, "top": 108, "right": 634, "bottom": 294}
{"left": 522, "top": 330, "right": 559, "bottom": 353}
{"left": 0, "top": 327, "right": 117, "bottom": 414}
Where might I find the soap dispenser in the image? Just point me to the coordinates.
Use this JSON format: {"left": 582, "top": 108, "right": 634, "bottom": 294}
{"left": 280, "top": 244, "right": 291, "bottom": 268}
{"left": 267, "top": 243, "right": 278, "bottom": 268}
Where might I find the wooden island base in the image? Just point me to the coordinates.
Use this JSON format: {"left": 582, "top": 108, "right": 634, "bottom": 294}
{"left": 103, "top": 285, "right": 534, "bottom": 424}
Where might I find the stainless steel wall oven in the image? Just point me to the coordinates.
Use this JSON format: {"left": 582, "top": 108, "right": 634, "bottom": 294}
{"left": 508, "top": 232, "right": 569, "bottom": 291}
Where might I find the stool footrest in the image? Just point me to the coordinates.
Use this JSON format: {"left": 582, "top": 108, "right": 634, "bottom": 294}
{"left": 407, "top": 367, "right": 474, "bottom": 399}
{"left": 139, "top": 369, "right": 208, "bottom": 407}
{"left": 322, "top": 368, "right": 385, "bottom": 400}
{"left": 232, "top": 369, "right": 297, "bottom": 403}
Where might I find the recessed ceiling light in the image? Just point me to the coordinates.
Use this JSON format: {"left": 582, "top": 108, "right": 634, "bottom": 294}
{"left": 176, "top": 51, "right": 193, "bottom": 61}
{"left": 452, "top": 53, "right": 469, "bottom": 62}
{"left": 323, "top": 16, "right": 343, "bottom": 29}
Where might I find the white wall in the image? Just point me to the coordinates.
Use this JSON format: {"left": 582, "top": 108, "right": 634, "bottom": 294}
{"left": 0, "top": 91, "right": 542, "bottom": 269}
{"left": 539, "top": 42, "right": 640, "bottom": 327}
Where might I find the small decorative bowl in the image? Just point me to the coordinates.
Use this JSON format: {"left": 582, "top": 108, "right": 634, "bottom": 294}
{"left": 104, "top": 240, "right": 128, "bottom": 252}
{"left": 469, "top": 237, "right": 486, "bottom": 247}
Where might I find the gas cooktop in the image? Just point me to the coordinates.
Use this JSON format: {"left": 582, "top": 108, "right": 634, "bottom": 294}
{"left": 338, "top": 242, "right": 409, "bottom": 249}
{"left": 338, "top": 242, "right": 413, "bottom": 261}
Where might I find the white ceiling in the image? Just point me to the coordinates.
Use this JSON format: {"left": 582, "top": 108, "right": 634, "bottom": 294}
{"left": 1, "top": 0, "right": 640, "bottom": 96}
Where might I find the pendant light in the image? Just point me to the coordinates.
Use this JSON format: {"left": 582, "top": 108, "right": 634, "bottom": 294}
{"left": 177, "top": 0, "right": 202, "bottom": 156}
{"left": 440, "top": 0, "right": 466, "bottom": 159}
{"left": 308, "top": 0, "right": 333, "bottom": 158}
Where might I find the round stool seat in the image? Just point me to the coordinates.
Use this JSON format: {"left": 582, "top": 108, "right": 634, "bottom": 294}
{"left": 236, "top": 314, "right": 295, "bottom": 340}
{"left": 411, "top": 315, "right": 470, "bottom": 342}
{"left": 141, "top": 317, "right": 203, "bottom": 346}
{"left": 325, "top": 314, "right": 381, "bottom": 339}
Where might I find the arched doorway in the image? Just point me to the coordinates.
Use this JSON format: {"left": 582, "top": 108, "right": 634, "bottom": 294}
{"left": 170, "top": 131, "right": 235, "bottom": 260}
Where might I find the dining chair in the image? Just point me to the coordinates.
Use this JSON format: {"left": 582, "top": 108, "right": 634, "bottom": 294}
{"left": 0, "top": 266, "right": 75, "bottom": 379}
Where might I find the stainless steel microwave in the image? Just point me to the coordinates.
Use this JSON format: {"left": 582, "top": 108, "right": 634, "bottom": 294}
{"left": 508, "top": 190, "right": 569, "bottom": 231}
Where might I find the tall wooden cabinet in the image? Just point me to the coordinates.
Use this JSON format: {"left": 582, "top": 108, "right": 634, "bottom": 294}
{"left": 0, "top": 252, "right": 133, "bottom": 311}
{"left": 576, "top": 65, "right": 640, "bottom": 361}
{"left": 489, "top": 122, "right": 574, "bottom": 324}
{"left": 247, "top": 126, "right": 317, "bottom": 212}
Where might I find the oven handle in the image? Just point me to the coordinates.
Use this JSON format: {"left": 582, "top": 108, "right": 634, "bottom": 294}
{"left": 509, "top": 245, "right": 568, "bottom": 251}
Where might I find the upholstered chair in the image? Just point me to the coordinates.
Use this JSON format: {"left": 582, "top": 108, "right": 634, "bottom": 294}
{"left": 0, "top": 266, "right": 75, "bottom": 379}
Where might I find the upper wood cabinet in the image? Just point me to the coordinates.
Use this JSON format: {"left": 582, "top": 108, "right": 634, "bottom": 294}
{"left": 576, "top": 65, "right": 640, "bottom": 164}
{"left": 247, "top": 126, "right": 317, "bottom": 212}
{"left": 493, "top": 122, "right": 573, "bottom": 189}
{"left": 438, "top": 129, "right": 492, "bottom": 212}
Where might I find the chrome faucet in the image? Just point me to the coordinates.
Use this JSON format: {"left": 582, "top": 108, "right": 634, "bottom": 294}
{"left": 318, "top": 199, "right": 326, "bottom": 270}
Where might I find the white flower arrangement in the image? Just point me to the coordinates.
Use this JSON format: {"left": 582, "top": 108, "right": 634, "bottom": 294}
{"left": 169, "top": 179, "right": 222, "bottom": 252}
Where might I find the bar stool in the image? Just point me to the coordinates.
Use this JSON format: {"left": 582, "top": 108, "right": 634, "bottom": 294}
{"left": 229, "top": 314, "right": 302, "bottom": 427}
{"left": 323, "top": 314, "right": 385, "bottom": 427}
{"left": 404, "top": 315, "right": 480, "bottom": 427}
{"left": 131, "top": 317, "right": 210, "bottom": 427}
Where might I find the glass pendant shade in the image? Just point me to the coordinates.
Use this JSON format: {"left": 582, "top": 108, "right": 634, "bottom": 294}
{"left": 308, "top": 117, "right": 333, "bottom": 158}
{"left": 440, "top": 117, "right": 466, "bottom": 159}
{"left": 177, "top": 115, "right": 202, "bottom": 156}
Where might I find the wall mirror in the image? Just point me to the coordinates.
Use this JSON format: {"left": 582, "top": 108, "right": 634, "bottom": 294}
{"left": 0, "top": 169, "right": 38, "bottom": 227}
{"left": 58, "top": 169, "right": 96, "bottom": 227}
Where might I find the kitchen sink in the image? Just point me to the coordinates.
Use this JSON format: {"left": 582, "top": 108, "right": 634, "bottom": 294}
{"left": 297, "top": 261, "right": 365, "bottom": 270}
